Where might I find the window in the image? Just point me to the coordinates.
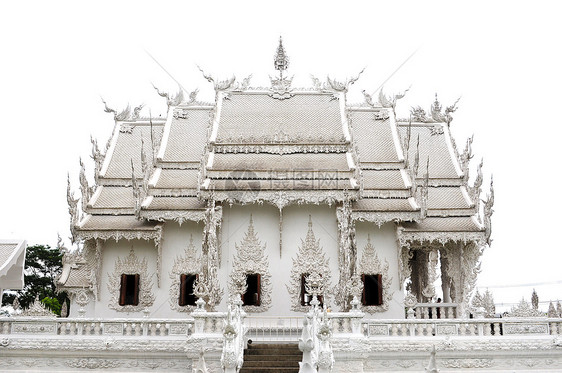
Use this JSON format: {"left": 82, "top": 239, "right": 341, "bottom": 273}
{"left": 179, "top": 274, "right": 198, "bottom": 306}
{"left": 119, "top": 274, "right": 139, "bottom": 306}
{"left": 300, "top": 273, "right": 323, "bottom": 307}
{"left": 243, "top": 273, "right": 261, "bottom": 306}
{"left": 362, "top": 274, "right": 383, "bottom": 306}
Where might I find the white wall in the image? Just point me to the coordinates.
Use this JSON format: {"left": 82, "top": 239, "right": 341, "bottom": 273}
{"left": 220, "top": 203, "right": 339, "bottom": 316}
{"left": 78, "top": 208, "right": 404, "bottom": 319}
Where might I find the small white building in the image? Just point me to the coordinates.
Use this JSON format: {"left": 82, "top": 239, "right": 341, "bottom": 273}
{"left": 0, "top": 239, "right": 26, "bottom": 306}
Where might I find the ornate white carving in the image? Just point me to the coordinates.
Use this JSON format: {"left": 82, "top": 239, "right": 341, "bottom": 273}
{"left": 334, "top": 200, "right": 357, "bottom": 311}
{"left": 409, "top": 94, "right": 460, "bottom": 125}
{"left": 213, "top": 143, "right": 349, "bottom": 155}
{"left": 373, "top": 110, "right": 390, "bottom": 120}
{"left": 269, "top": 75, "right": 294, "bottom": 100}
{"left": 67, "top": 175, "right": 80, "bottom": 243}
{"left": 378, "top": 87, "right": 410, "bottom": 110}
{"left": 228, "top": 216, "right": 272, "bottom": 313}
{"left": 101, "top": 98, "right": 131, "bottom": 121}
{"left": 199, "top": 200, "right": 223, "bottom": 310}
{"left": 353, "top": 211, "right": 420, "bottom": 228}
{"left": 107, "top": 248, "right": 155, "bottom": 312}
{"left": 215, "top": 133, "right": 346, "bottom": 145}
{"left": 506, "top": 298, "right": 545, "bottom": 318}
{"left": 169, "top": 235, "right": 201, "bottom": 313}
{"left": 12, "top": 322, "right": 57, "bottom": 334}
{"left": 206, "top": 190, "right": 353, "bottom": 210}
{"left": 326, "top": 68, "right": 364, "bottom": 93}
{"left": 76, "top": 228, "right": 163, "bottom": 245}
{"left": 503, "top": 323, "right": 549, "bottom": 334}
{"left": 358, "top": 235, "right": 393, "bottom": 313}
{"left": 140, "top": 210, "right": 206, "bottom": 223}
{"left": 442, "top": 359, "right": 493, "bottom": 369}
{"left": 287, "top": 216, "right": 332, "bottom": 312}
{"left": 17, "top": 295, "right": 56, "bottom": 317}
{"left": 397, "top": 228, "right": 487, "bottom": 247}
{"left": 198, "top": 65, "right": 236, "bottom": 93}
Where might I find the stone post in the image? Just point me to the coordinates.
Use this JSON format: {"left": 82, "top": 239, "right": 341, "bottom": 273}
{"left": 474, "top": 307, "right": 486, "bottom": 336}
{"left": 299, "top": 317, "right": 317, "bottom": 373}
{"left": 192, "top": 298, "right": 207, "bottom": 335}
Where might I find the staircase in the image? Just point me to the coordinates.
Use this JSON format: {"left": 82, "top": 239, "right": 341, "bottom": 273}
{"left": 240, "top": 343, "right": 301, "bottom": 373}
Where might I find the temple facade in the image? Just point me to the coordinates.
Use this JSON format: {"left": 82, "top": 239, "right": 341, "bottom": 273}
{"left": 3, "top": 41, "right": 562, "bottom": 373}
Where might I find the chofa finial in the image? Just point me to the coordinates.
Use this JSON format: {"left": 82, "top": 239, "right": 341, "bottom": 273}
{"left": 274, "top": 36, "right": 289, "bottom": 78}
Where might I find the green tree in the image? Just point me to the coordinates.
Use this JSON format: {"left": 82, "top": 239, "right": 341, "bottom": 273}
{"left": 1, "top": 244, "right": 68, "bottom": 315}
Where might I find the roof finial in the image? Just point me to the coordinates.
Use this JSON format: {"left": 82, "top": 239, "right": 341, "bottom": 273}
{"left": 274, "top": 36, "right": 289, "bottom": 79}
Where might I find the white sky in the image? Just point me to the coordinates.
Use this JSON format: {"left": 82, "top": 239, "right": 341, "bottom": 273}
{"left": 1, "top": 0, "right": 561, "bottom": 311}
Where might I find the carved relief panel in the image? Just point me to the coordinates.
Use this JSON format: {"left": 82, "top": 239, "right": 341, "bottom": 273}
{"left": 107, "top": 248, "right": 155, "bottom": 312}
{"left": 287, "top": 216, "right": 332, "bottom": 312}
{"left": 359, "top": 235, "right": 393, "bottom": 313}
{"left": 169, "top": 235, "right": 201, "bottom": 312}
{"left": 228, "top": 216, "right": 272, "bottom": 313}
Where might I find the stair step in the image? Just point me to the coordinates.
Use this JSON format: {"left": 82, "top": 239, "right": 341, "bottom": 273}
{"left": 240, "top": 369, "right": 299, "bottom": 373}
{"left": 242, "top": 343, "right": 302, "bottom": 371}
{"left": 244, "top": 354, "right": 301, "bottom": 361}
{"left": 245, "top": 349, "right": 301, "bottom": 355}
{"left": 243, "top": 360, "right": 299, "bottom": 368}
{"left": 248, "top": 343, "right": 299, "bottom": 349}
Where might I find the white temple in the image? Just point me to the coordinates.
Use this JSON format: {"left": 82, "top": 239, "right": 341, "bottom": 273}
{"left": 1, "top": 39, "right": 561, "bottom": 372}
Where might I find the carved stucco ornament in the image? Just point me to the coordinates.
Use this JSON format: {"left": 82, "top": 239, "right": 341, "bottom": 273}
{"left": 107, "top": 248, "right": 155, "bottom": 312}
{"left": 358, "top": 235, "right": 394, "bottom": 313}
{"left": 199, "top": 200, "right": 223, "bottom": 310}
{"left": 505, "top": 298, "right": 544, "bottom": 318}
{"left": 169, "top": 235, "right": 201, "bottom": 313}
{"left": 287, "top": 216, "right": 332, "bottom": 312}
{"left": 16, "top": 295, "right": 56, "bottom": 317}
{"left": 228, "top": 216, "right": 272, "bottom": 313}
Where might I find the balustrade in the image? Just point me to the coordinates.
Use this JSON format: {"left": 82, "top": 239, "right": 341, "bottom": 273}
{"left": 0, "top": 317, "right": 194, "bottom": 337}
{"left": 410, "top": 302, "right": 458, "bottom": 319}
{"left": 362, "top": 317, "right": 562, "bottom": 337}
{"left": 245, "top": 316, "right": 303, "bottom": 341}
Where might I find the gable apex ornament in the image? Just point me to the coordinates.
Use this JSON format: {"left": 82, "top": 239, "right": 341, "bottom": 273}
{"left": 274, "top": 36, "right": 289, "bottom": 78}
{"left": 269, "top": 37, "right": 294, "bottom": 100}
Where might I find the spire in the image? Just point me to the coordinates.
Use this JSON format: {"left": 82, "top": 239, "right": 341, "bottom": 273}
{"left": 274, "top": 36, "right": 289, "bottom": 78}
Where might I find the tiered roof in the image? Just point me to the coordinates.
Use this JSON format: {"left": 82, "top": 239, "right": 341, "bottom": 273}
{"left": 65, "top": 42, "right": 492, "bottom": 260}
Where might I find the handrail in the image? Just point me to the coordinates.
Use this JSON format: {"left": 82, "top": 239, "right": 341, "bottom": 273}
{"left": 221, "top": 301, "right": 246, "bottom": 373}
{"left": 298, "top": 295, "right": 335, "bottom": 373}
{"left": 410, "top": 302, "right": 459, "bottom": 319}
{"left": 0, "top": 317, "right": 195, "bottom": 336}
{"left": 361, "top": 317, "right": 562, "bottom": 337}
{"left": 245, "top": 316, "right": 303, "bottom": 341}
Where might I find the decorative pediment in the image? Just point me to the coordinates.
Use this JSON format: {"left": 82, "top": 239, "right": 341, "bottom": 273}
{"left": 287, "top": 216, "right": 332, "bottom": 312}
{"left": 228, "top": 216, "right": 272, "bottom": 313}
{"left": 358, "top": 235, "right": 393, "bottom": 313}
{"left": 107, "top": 248, "right": 154, "bottom": 312}
{"left": 169, "top": 235, "right": 201, "bottom": 312}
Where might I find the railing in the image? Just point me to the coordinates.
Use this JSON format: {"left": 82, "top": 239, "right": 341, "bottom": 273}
{"left": 362, "top": 317, "right": 562, "bottom": 337}
{"left": 3, "top": 316, "right": 561, "bottom": 340}
{"left": 410, "top": 302, "right": 458, "bottom": 319}
{"left": 245, "top": 316, "right": 303, "bottom": 341}
{"left": 221, "top": 303, "right": 246, "bottom": 373}
{"left": 0, "top": 317, "right": 194, "bottom": 337}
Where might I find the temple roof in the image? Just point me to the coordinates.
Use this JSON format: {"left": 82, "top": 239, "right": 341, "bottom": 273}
{"left": 215, "top": 92, "right": 346, "bottom": 144}
{"left": 69, "top": 54, "right": 491, "bottom": 245}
